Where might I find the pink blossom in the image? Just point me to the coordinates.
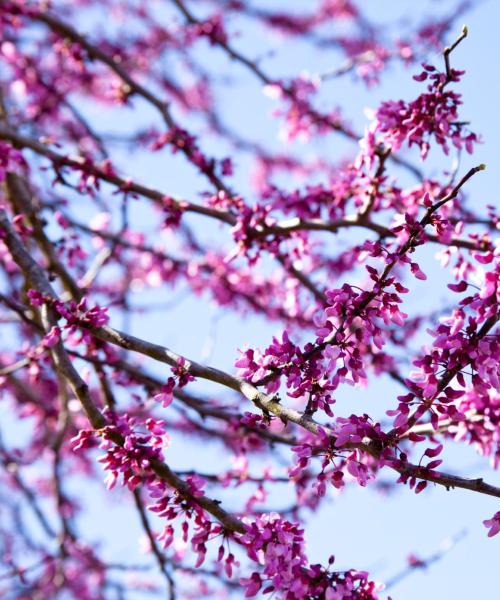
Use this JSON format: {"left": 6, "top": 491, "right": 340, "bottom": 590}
{"left": 483, "top": 512, "right": 500, "bottom": 537}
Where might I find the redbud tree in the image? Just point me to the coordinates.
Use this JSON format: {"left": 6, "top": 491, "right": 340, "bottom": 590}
{"left": 0, "top": 1, "right": 498, "bottom": 598}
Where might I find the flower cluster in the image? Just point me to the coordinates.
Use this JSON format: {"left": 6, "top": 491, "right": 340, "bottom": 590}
{"left": 239, "top": 513, "right": 380, "bottom": 598}
{"left": 450, "top": 388, "right": 500, "bottom": 468}
{"left": 27, "top": 290, "right": 109, "bottom": 328}
{"left": 0, "top": 140, "right": 26, "bottom": 181}
{"left": 237, "top": 280, "right": 408, "bottom": 416}
{"left": 153, "top": 356, "right": 195, "bottom": 408}
{"left": 151, "top": 126, "right": 229, "bottom": 181}
{"left": 150, "top": 476, "right": 224, "bottom": 569}
{"left": 390, "top": 263, "right": 499, "bottom": 434}
{"left": 4, "top": 540, "right": 109, "bottom": 600}
{"left": 483, "top": 511, "right": 500, "bottom": 538}
{"left": 375, "top": 64, "right": 478, "bottom": 159}
{"left": 264, "top": 75, "right": 343, "bottom": 142}
{"left": 185, "top": 15, "right": 228, "bottom": 46}
{"left": 73, "top": 412, "right": 169, "bottom": 490}
{"left": 210, "top": 196, "right": 282, "bottom": 264}
{"left": 290, "top": 418, "right": 385, "bottom": 500}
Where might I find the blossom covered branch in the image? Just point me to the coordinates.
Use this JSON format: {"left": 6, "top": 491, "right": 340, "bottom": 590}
{"left": 0, "top": 1, "right": 498, "bottom": 598}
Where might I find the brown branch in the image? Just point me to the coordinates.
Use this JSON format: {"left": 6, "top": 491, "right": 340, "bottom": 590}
{"left": 51, "top": 373, "right": 77, "bottom": 550}
{"left": 0, "top": 123, "right": 323, "bottom": 301}
{"left": 357, "top": 148, "right": 389, "bottom": 220}
{"left": 67, "top": 320, "right": 500, "bottom": 500}
{"left": 0, "top": 293, "right": 295, "bottom": 447}
{"left": 256, "top": 165, "right": 487, "bottom": 391}
{"left": 5, "top": 266, "right": 493, "bottom": 502}
{"left": 390, "top": 311, "right": 498, "bottom": 439}
{"left": 133, "top": 489, "right": 175, "bottom": 600}
{"left": 441, "top": 26, "right": 468, "bottom": 90}
{"left": 5, "top": 173, "right": 84, "bottom": 301}
{"left": 168, "top": 0, "right": 423, "bottom": 179}
{"left": 2, "top": 163, "right": 498, "bottom": 505}
{"left": 0, "top": 127, "right": 235, "bottom": 225}
{"left": 59, "top": 216, "right": 313, "bottom": 326}
{"left": 397, "top": 464, "right": 500, "bottom": 499}
{"left": 276, "top": 253, "right": 327, "bottom": 305}
{"left": 0, "top": 434, "right": 57, "bottom": 539}
{"left": 403, "top": 410, "right": 484, "bottom": 439}
{"left": 0, "top": 129, "right": 488, "bottom": 256}
{"left": 176, "top": 469, "right": 291, "bottom": 484}
{"left": 29, "top": 10, "right": 231, "bottom": 195}
{"left": 0, "top": 206, "right": 246, "bottom": 534}
{"left": 266, "top": 216, "right": 487, "bottom": 251}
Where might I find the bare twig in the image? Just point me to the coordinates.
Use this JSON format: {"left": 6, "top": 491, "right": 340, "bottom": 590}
{"left": 133, "top": 489, "right": 176, "bottom": 600}
{"left": 385, "top": 530, "right": 467, "bottom": 589}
